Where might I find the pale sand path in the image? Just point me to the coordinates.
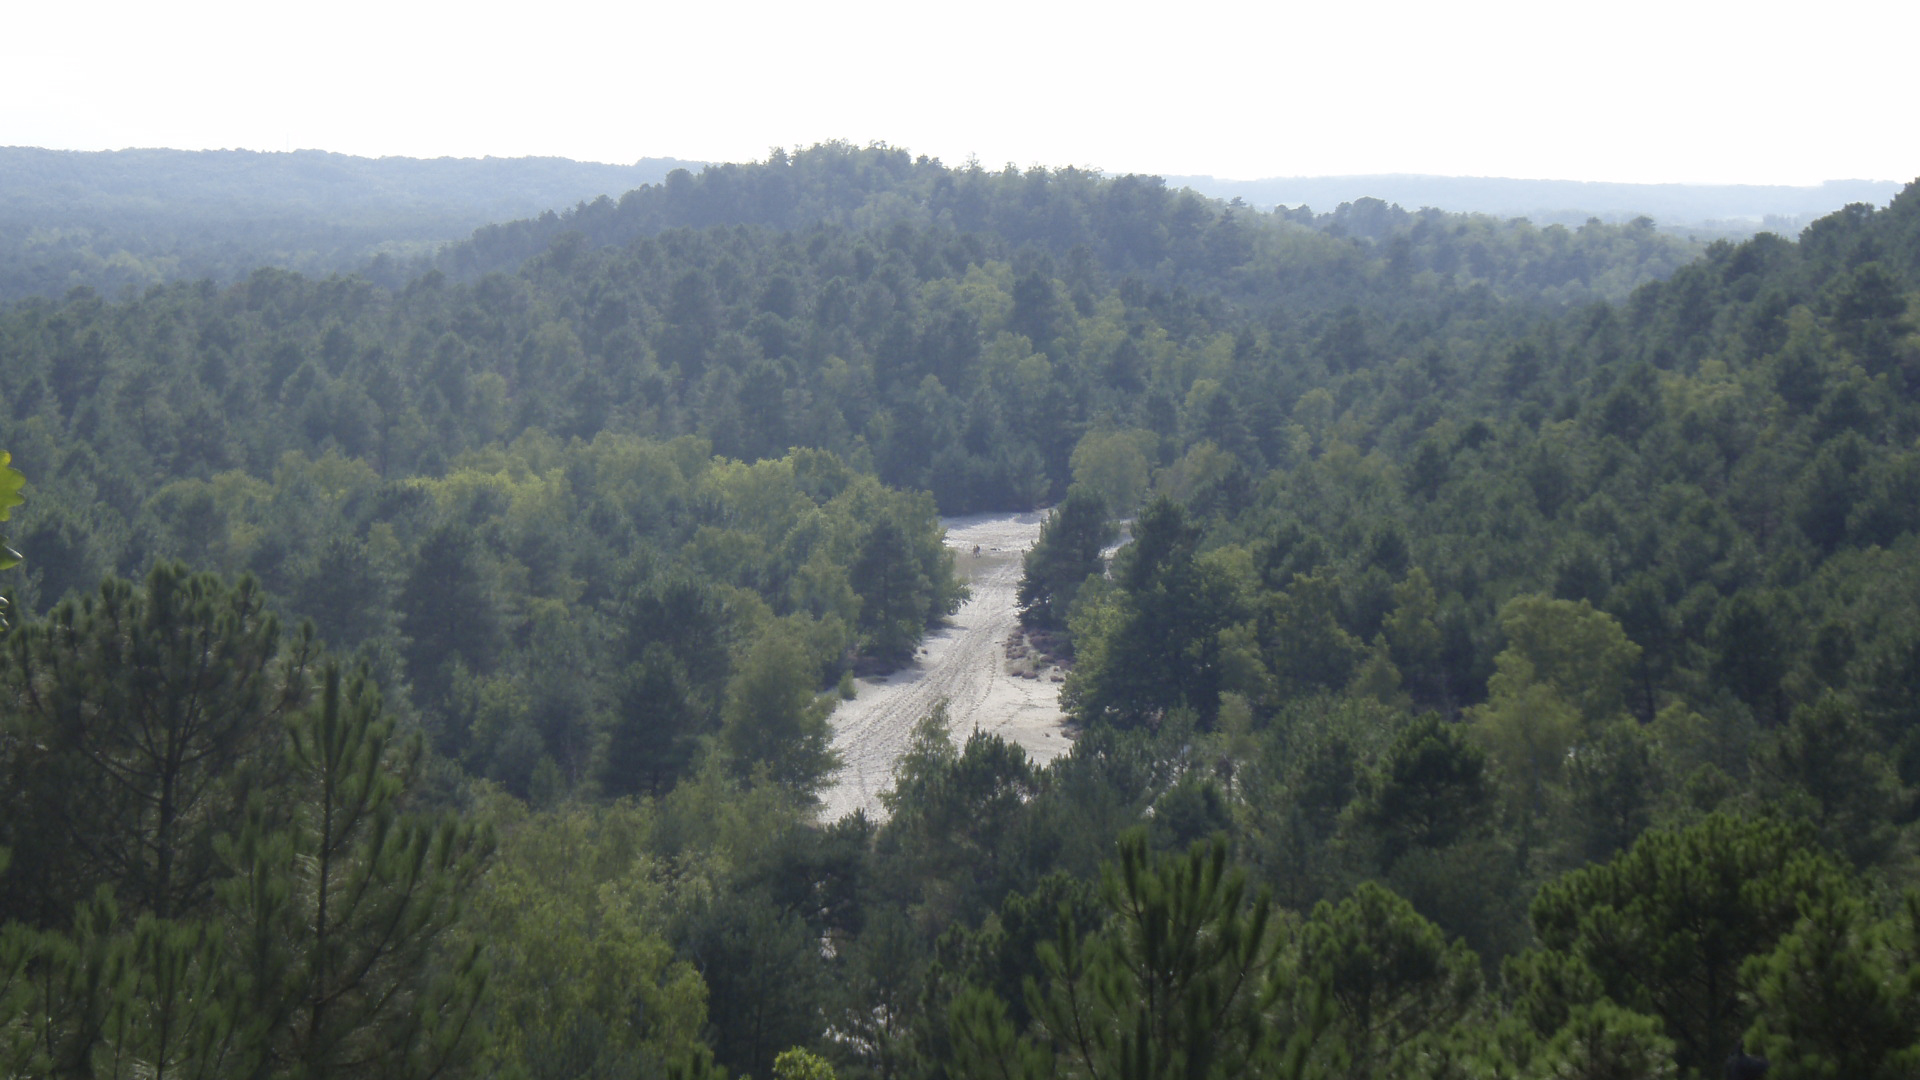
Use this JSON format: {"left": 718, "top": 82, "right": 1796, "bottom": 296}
{"left": 818, "top": 512, "right": 1071, "bottom": 822}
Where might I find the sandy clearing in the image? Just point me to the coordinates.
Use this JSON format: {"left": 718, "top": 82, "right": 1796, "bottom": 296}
{"left": 817, "top": 511, "right": 1072, "bottom": 822}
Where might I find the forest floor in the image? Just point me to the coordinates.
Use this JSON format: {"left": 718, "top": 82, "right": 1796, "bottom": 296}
{"left": 818, "top": 512, "right": 1073, "bottom": 822}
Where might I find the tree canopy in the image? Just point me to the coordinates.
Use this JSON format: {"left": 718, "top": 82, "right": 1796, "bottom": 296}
{"left": 2, "top": 142, "right": 1917, "bottom": 1080}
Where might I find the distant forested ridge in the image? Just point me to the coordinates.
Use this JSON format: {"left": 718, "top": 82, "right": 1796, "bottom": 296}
{"left": 2, "top": 142, "right": 1919, "bottom": 1080}
{"left": 0, "top": 147, "right": 699, "bottom": 299}
{"left": 1168, "top": 172, "right": 1903, "bottom": 230}
{"left": 0, "top": 146, "right": 1710, "bottom": 530}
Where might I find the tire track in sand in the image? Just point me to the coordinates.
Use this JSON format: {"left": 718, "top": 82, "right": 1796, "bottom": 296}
{"left": 818, "top": 511, "right": 1071, "bottom": 822}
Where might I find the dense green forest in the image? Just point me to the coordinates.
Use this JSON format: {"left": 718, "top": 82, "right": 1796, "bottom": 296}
{"left": 2, "top": 143, "right": 1918, "bottom": 1080}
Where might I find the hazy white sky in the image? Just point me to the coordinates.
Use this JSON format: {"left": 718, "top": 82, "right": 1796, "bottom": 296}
{"left": 4, "top": 0, "right": 1915, "bottom": 186}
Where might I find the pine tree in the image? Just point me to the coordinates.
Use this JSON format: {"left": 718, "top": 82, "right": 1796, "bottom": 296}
{"left": 1297, "top": 882, "right": 1480, "bottom": 1079}
{"left": 397, "top": 524, "right": 503, "bottom": 712}
{"left": 719, "top": 620, "right": 837, "bottom": 796}
{"left": 0, "top": 563, "right": 315, "bottom": 925}
{"left": 221, "top": 663, "right": 493, "bottom": 1079}
{"left": 954, "top": 832, "right": 1326, "bottom": 1080}
{"left": 850, "top": 516, "right": 934, "bottom": 664}
{"left": 1743, "top": 890, "right": 1920, "bottom": 1080}
{"left": 1017, "top": 485, "right": 1114, "bottom": 629}
{"left": 1527, "top": 814, "right": 1849, "bottom": 1075}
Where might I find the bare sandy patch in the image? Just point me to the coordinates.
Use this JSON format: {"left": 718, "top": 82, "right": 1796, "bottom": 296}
{"left": 817, "top": 512, "right": 1072, "bottom": 822}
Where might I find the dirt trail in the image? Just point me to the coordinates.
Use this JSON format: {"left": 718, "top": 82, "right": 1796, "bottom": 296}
{"left": 818, "top": 512, "right": 1071, "bottom": 822}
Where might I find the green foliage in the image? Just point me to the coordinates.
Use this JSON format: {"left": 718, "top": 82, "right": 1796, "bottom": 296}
{"left": 398, "top": 522, "right": 505, "bottom": 713}
{"left": 878, "top": 703, "right": 1041, "bottom": 923}
{"left": 0, "top": 658, "right": 490, "bottom": 1080}
{"left": 1535, "top": 1002, "right": 1678, "bottom": 1080}
{"left": 1380, "top": 568, "right": 1444, "bottom": 708}
{"left": 773, "top": 1046, "right": 839, "bottom": 1080}
{"left": 1353, "top": 715, "right": 1495, "bottom": 862}
{"left": 948, "top": 985, "right": 1053, "bottom": 1080}
{"left": 1470, "top": 596, "right": 1641, "bottom": 821}
{"left": 721, "top": 617, "right": 840, "bottom": 797}
{"left": 111, "top": 913, "right": 242, "bottom": 1080}
{"left": 1526, "top": 813, "right": 1849, "bottom": 1074}
{"left": 1069, "top": 429, "right": 1157, "bottom": 514}
{"left": 0, "top": 451, "right": 21, "bottom": 577}
{"left": 602, "top": 642, "right": 712, "bottom": 799}
{"left": 1482, "top": 595, "right": 1639, "bottom": 726}
{"left": 1297, "top": 882, "right": 1481, "bottom": 1079}
{"left": 850, "top": 514, "right": 942, "bottom": 663}
{"left": 220, "top": 662, "right": 494, "bottom": 1077}
{"left": 822, "top": 906, "right": 923, "bottom": 1080}
{"left": 0, "top": 892, "right": 149, "bottom": 1078}
{"left": 1064, "top": 499, "right": 1240, "bottom": 728}
{"left": 1018, "top": 485, "right": 1116, "bottom": 629}
{"left": 1, "top": 416, "right": 956, "bottom": 802}
{"left": 1558, "top": 720, "right": 1662, "bottom": 865}
{"left": 683, "top": 887, "right": 824, "bottom": 1078}
{"left": 1258, "top": 570, "right": 1366, "bottom": 700}
{"left": 0, "top": 450, "right": 19, "bottom": 635}
{"left": 470, "top": 800, "right": 711, "bottom": 1080}
{"left": 966, "top": 832, "right": 1310, "bottom": 1080}
{"left": 0, "top": 563, "right": 315, "bottom": 925}
{"left": 924, "top": 872, "right": 1104, "bottom": 1055}
{"left": 1759, "top": 694, "right": 1905, "bottom": 869}
{"left": 1742, "top": 890, "right": 1920, "bottom": 1080}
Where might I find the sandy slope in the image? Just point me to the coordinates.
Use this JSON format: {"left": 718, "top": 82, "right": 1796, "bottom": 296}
{"left": 817, "top": 512, "right": 1071, "bottom": 822}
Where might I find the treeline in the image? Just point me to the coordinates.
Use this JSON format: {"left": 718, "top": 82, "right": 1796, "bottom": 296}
{"left": 0, "top": 146, "right": 1701, "bottom": 535}
{"left": 4, "top": 436, "right": 958, "bottom": 800}
{"left": 1, "top": 143, "right": 1917, "bottom": 1080}
{"left": 0, "top": 147, "right": 697, "bottom": 300}
{"left": 435, "top": 144, "right": 1702, "bottom": 305}
{"left": 1052, "top": 173, "right": 1920, "bottom": 809}
{"left": 1166, "top": 171, "right": 1902, "bottom": 232}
